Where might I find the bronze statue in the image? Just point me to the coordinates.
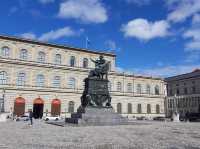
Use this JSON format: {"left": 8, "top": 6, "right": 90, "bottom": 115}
{"left": 89, "top": 55, "right": 110, "bottom": 80}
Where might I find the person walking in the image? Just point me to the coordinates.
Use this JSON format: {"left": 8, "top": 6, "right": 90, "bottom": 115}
{"left": 29, "top": 109, "right": 33, "bottom": 126}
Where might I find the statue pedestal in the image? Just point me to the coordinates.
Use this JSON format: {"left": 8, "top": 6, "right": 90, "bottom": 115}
{"left": 172, "top": 112, "right": 180, "bottom": 122}
{"left": 66, "top": 107, "right": 128, "bottom": 126}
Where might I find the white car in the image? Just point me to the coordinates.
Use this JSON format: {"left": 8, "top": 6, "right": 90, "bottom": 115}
{"left": 43, "top": 116, "right": 62, "bottom": 121}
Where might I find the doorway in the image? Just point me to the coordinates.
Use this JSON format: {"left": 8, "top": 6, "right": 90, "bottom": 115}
{"left": 33, "top": 98, "right": 44, "bottom": 119}
{"left": 51, "top": 99, "right": 61, "bottom": 116}
{"left": 14, "top": 97, "right": 25, "bottom": 116}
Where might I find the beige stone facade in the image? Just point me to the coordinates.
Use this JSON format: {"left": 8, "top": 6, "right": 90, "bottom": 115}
{"left": 0, "top": 35, "right": 165, "bottom": 118}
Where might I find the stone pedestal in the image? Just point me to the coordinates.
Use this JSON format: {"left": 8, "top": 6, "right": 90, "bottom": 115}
{"left": 66, "top": 107, "right": 128, "bottom": 126}
{"left": 0, "top": 113, "right": 8, "bottom": 122}
{"left": 172, "top": 112, "right": 180, "bottom": 122}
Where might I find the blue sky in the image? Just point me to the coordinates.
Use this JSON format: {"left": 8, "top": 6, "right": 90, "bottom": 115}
{"left": 1, "top": 0, "right": 200, "bottom": 77}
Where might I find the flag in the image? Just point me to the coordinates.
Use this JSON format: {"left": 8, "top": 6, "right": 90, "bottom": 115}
{"left": 86, "top": 37, "right": 91, "bottom": 48}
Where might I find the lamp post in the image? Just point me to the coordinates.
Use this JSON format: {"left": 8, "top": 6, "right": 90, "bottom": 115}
{"left": 1, "top": 89, "right": 5, "bottom": 113}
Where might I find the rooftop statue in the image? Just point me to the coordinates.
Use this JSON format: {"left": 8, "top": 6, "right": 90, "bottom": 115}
{"left": 89, "top": 55, "right": 110, "bottom": 80}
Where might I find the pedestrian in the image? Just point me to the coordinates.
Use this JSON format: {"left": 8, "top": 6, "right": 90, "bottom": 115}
{"left": 29, "top": 109, "right": 33, "bottom": 126}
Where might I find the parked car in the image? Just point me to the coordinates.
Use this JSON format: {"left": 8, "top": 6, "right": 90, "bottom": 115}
{"left": 15, "top": 115, "right": 29, "bottom": 121}
{"left": 43, "top": 116, "right": 62, "bottom": 121}
{"left": 188, "top": 113, "right": 200, "bottom": 122}
{"left": 153, "top": 116, "right": 165, "bottom": 121}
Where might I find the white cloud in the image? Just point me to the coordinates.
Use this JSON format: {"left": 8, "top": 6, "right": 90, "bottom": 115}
{"left": 38, "top": 0, "right": 55, "bottom": 4}
{"left": 192, "top": 14, "right": 200, "bottom": 25}
{"left": 183, "top": 29, "right": 200, "bottom": 51}
{"left": 167, "top": 0, "right": 200, "bottom": 23}
{"left": 20, "top": 32, "right": 37, "bottom": 40}
{"left": 117, "top": 64, "right": 200, "bottom": 77}
{"left": 58, "top": 0, "right": 108, "bottom": 23}
{"left": 38, "top": 27, "right": 77, "bottom": 41}
{"left": 105, "top": 40, "right": 117, "bottom": 51}
{"left": 20, "top": 26, "right": 82, "bottom": 42}
{"left": 121, "top": 18, "right": 170, "bottom": 41}
{"left": 125, "top": 0, "right": 151, "bottom": 6}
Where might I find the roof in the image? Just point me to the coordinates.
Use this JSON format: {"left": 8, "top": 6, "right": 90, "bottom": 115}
{"left": 0, "top": 34, "right": 116, "bottom": 57}
{"left": 165, "top": 69, "right": 200, "bottom": 82}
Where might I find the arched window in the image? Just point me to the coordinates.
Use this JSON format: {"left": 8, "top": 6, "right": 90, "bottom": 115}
{"left": 37, "top": 51, "right": 45, "bottom": 63}
{"left": 0, "top": 71, "right": 8, "bottom": 85}
{"left": 137, "top": 84, "right": 142, "bottom": 94}
{"left": 127, "top": 83, "right": 132, "bottom": 92}
{"left": 55, "top": 54, "right": 61, "bottom": 64}
{"left": 155, "top": 85, "right": 160, "bottom": 95}
{"left": 17, "top": 72, "right": 26, "bottom": 86}
{"left": 68, "top": 77, "right": 76, "bottom": 89}
{"left": 68, "top": 101, "right": 74, "bottom": 113}
{"left": 117, "top": 103, "right": 122, "bottom": 114}
{"left": 156, "top": 104, "right": 160, "bottom": 114}
{"left": 83, "top": 58, "right": 88, "bottom": 68}
{"left": 147, "top": 104, "right": 151, "bottom": 114}
{"left": 137, "top": 104, "right": 142, "bottom": 114}
{"left": 70, "top": 56, "right": 76, "bottom": 67}
{"left": 108, "top": 82, "right": 112, "bottom": 91}
{"left": 1, "top": 46, "right": 10, "bottom": 57}
{"left": 20, "top": 49, "right": 28, "bottom": 60}
{"left": 117, "top": 82, "right": 122, "bottom": 92}
{"left": 146, "top": 84, "right": 151, "bottom": 94}
{"left": 36, "top": 74, "right": 45, "bottom": 87}
{"left": 53, "top": 76, "right": 61, "bottom": 88}
{"left": 128, "top": 103, "right": 132, "bottom": 114}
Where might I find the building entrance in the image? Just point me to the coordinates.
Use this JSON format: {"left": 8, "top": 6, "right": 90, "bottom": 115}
{"left": 33, "top": 98, "right": 44, "bottom": 119}
{"left": 14, "top": 97, "right": 25, "bottom": 116}
{"left": 51, "top": 99, "right": 61, "bottom": 116}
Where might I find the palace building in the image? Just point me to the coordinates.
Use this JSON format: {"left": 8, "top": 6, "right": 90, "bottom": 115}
{"left": 0, "top": 35, "right": 165, "bottom": 118}
{"left": 165, "top": 69, "right": 200, "bottom": 117}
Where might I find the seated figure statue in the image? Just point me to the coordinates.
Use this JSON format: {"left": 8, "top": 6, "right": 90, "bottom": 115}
{"left": 89, "top": 55, "right": 110, "bottom": 80}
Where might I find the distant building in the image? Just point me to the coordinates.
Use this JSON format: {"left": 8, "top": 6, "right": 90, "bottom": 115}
{"left": 0, "top": 35, "right": 165, "bottom": 118}
{"left": 165, "top": 69, "right": 200, "bottom": 117}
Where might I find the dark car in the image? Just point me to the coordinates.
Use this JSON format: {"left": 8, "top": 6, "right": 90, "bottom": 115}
{"left": 153, "top": 116, "right": 165, "bottom": 121}
{"left": 188, "top": 113, "right": 200, "bottom": 122}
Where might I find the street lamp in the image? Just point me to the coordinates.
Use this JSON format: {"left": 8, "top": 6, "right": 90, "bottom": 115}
{"left": 1, "top": 89, "right": 5, "bottom": 113}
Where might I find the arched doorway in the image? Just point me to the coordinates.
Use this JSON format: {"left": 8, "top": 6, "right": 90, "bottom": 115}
{"left": 51, "top": 99, "right": 61, "bottom": 116}
{"left": 14, "top": 97, "right": 25, "bottom": 116}
{"left": 33, "top": 98, "right": 44, "bottom": 119}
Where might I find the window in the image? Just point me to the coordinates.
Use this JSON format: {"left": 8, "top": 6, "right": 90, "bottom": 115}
{"left": 53, "top": 76, "right": 61, "bottom": 88}
{"left": 117, "top": 103, "right": 122, "bottom": 114}
{"left": 156, "top": 104, "right": 160, "bottom": 114}
{"left": 0, "top": 71, "right": 8, "bottom": 85}
{"left": 176, "top": 89, "right": 180, "bottom": 95}
{"left": 68, "top": 101, "right": 74, "bottom": 113}
{"left": 17, "top": 72, "right": 26, "bottom": 86}
{"left": 68, "top": 77, "right": 76, "bottom": 89}
{"left": 147, "top": 104, "right": 151, "bottom": 114}
{"left": 83, "top": 58, "right": 88, "bottom": 68}
{"left": 117, "top": 82, "right": 122, "bottom": 92}
{"left": 184, "top": 88, "right": 188, "bottom": 94}
{"left": 36, "top": 74, "right": 45, "bottom": 87}
{"left": 70, "top": 56, "right": 75, "bottom": 67}
{"left": 55, "top": 54, "right": 61, "bottom": 64}
{"left": 137, "top": 104, "right": 142, "bottom": 114}
{"left": 137, "top": 84, "right": 142, "bottom": 94}
{"left": 192, "top": 86, "right": 196, "bottom": 94}
{"left": 20, "top": 49, "right": 28, "bottom": 60}
{"left": 155, "top": 85, "right": 160, "bottom": 95}
{"left": 146, "top": 84, "right": 151, "bottom": 94}
{"left": 1, "top": 46, "right": 10, "bottom": 57}
{"left": 128, "top": 103, "right": 132, "bottom": 114}
{"left": 37, "top": 51, "right": 45, "bottom": 63}
{"left": 127, "top": 83, "right": 132, "bottom": 92}
{"left": 108, "top": 82, "right": 112, "bottom": 91}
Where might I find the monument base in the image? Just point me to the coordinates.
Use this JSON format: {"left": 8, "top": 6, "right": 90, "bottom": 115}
{"left": 66, "top": 107, "right": 128, "bottom": 126}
